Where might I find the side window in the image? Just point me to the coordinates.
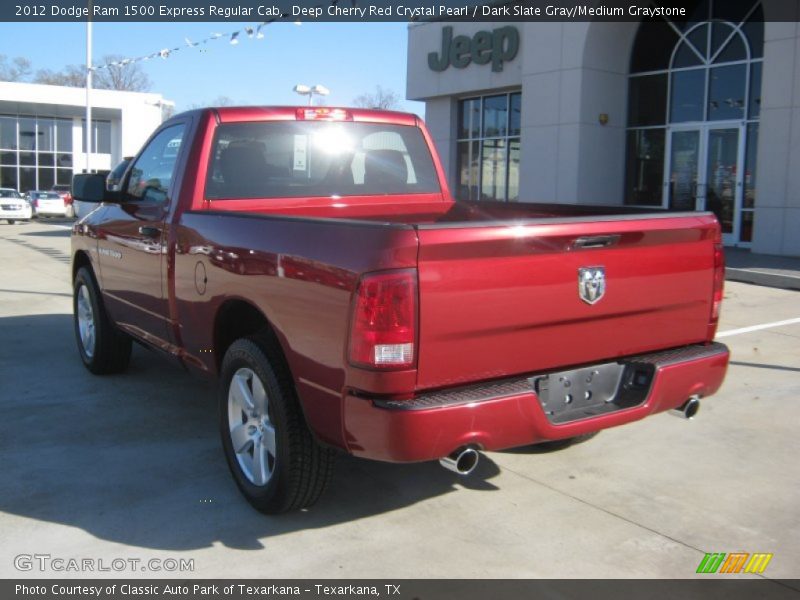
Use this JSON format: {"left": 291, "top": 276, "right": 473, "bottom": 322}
{"left": 126, "top": 124, "right": 186, "bottom": 202}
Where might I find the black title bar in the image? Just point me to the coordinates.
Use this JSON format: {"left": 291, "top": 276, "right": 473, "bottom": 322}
{"left": 2, "top": 0, "right": 796, "bottom": 22}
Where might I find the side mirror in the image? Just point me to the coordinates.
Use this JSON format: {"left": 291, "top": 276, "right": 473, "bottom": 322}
{"left": 73, "top": 173, "right": 117, "bottom": 203}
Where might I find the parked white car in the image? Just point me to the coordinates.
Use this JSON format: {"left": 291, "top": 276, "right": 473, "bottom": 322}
{"left": 0, "top": 188, "right": 32, "bottom": 224}
{"left": 28, "top": 190, "right": 69, "bottom": 218}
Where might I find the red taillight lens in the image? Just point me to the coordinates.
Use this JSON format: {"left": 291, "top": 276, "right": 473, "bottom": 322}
{"left": 349, "top": 269, "right": 417, "bottom": 370}
{"left": 708, "top": 233, "right": 725, "bottom": 339}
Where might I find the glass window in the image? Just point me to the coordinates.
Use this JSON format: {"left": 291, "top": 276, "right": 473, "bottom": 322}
{"left": 749, "top": 62, "right": 762, "bottom": 119}
{"left": 0, "top": 117, "right": 16, "bottom": 149}
{"left": 482, "top": 95, "right": 508, "bottom": 138}
{"left": 19, "top": 152, "right": 35, "bottom": 166}
{"left": 206, "top": 122, "right": 439, "bottom": 200}
{"left": 628, "top": 75, "right": 667, "bottom": 126}
{"left": 456, "top": 92, "right": 521, "bottom": 202}
{"left": 1, "top": 151, "right": 16, "bottom": 166}
{"left": 81, "top": 120, "right": 112, "bottom": 154}
{"left": 0, "top": 166, "right": 18, "bottom": 190}
{"left": 624, "top": 128, "right": 665, "bottom": 206}
{"left": 507, "top": 139, "right": 520, "bottom": 202}
{"left": 629, "top": 19, "right": 679, "bottom": 73}
{"left": 57, "top": 153, "right": 73, "bottom": 168}
{"left": 127, "top": 124, "right": 186, "bottom": 202}
{"left": 456, "top": 141, "right": 478, "bottom": 201}
{"left": 481, "top": 139, "right": 507, "bottom": 201}
{"left": 18, "top": 118, "right": 37, "bottom": 151}
{"left": 95, "top": 121, "right": 111, "bottom": 154}
{"left": 38, "top": 168, "right": 54, "bottom": 191}
{"left": 459, "top": 98, "right": 480, "bottom": 139}
{"left": 19, "top": 166, "right": 35, "bottom": 192}
{"left": 56, "top": 119, "right": 72, "bottom": 152}
{"left": 708, "top": 64, "right": 746, "bottom": 121}
{"left": 714, "top": 32, "right": 746, "bottom": 63}
{"left": 668, "top": 130, "right": 701, "bottom": 210}
{"left": 670, "top": 69, "right": 706, "bottom": 122}
{"left": 38, "top": 119, "right": 55, "bottom": 152}
{"left": 57, "top": 169, "right": 73, "bottom": 185}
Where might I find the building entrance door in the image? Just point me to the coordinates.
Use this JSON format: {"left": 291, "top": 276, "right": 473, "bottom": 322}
{"left": 666, "top": 123, "right": 745, "bottom": 246}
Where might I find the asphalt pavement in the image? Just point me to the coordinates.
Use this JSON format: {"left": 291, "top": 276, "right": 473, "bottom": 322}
{"left": 0, "top": 218, "right": 798, "bottom": 580}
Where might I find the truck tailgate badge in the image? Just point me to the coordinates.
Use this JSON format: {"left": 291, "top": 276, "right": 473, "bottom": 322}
{"left": 578, "top": 266, "right": 606, "bottom": 304}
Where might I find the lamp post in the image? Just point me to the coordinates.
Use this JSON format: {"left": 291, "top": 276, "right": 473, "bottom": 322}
{"left": 292, "top": 84, "right": 330, "bottom": 106}
{"left": 85, "top": 8, "right": 92, "bottom": 174}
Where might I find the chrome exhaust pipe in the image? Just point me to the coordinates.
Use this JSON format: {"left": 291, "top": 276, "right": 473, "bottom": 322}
{"left": 671, "top": 396, "right": 700, "bottom": 419}
{"left": 439, "top": 447, "right": 480, "bottom": 476}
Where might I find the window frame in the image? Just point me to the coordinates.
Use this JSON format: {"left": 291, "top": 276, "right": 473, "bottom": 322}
{"left": 456, "top": 90, "right": 522, "bottom": 203}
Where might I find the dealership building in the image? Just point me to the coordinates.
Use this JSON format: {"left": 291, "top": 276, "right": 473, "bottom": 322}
{"left": 0, "top": 81, "right": 168, "bottom": 193}
{"left": 408, "top": 0, "right": 800, "bottom": 256}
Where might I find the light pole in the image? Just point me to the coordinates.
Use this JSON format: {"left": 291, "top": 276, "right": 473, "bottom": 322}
{"left": 85, "top": 7, "right": 92, "bottom": 174}
{"left": 293, "top": 84, "right": 330, "bottom": 106}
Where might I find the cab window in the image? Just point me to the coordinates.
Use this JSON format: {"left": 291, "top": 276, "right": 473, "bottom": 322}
{"left": 126, "top": 124, "right": 186, "bottom": 202}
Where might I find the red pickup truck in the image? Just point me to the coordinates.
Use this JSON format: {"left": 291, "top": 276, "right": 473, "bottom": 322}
{"left": 71, "top": 106, "right": 729, "bottom": 514}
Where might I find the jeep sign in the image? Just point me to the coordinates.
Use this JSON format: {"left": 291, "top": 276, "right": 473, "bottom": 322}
{"left": 427, "top": 26, "right": 519, "bottom": 73}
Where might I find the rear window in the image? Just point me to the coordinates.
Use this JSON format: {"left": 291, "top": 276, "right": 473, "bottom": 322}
{"left": 205, "top": 121, "right": 440, "bottom": 199}
{"left": 33, "top": 192, "right": 60, "bottom": 199}
{"left": 0, "top": 190, "right": 21, "bottom": 198}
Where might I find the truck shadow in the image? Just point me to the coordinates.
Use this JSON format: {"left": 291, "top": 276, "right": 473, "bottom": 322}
{"left": 0, "top": 313, "right": 501, "bottom": 553}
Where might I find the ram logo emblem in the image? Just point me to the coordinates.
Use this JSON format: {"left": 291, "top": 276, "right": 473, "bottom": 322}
{"left": 578, "top": 267, "right": 606, "bottom": 305}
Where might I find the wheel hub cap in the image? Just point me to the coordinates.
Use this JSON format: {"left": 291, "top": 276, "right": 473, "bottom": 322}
{"left": 227, "top": 367, "right": 276, "bottom": 486}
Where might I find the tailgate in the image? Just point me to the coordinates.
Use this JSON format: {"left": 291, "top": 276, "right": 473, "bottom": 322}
{"left": 415, "top": 213, "right": 718, "bottom": 390}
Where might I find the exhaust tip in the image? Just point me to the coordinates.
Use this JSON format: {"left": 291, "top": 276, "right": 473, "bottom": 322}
{"left": 671, "top": 396, "right": 701, "bottom": 419}
{"left": 439, "top": 447, "right": 480, "bottom": 476}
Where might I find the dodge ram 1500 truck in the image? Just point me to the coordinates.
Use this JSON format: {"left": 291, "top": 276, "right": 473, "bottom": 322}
{"left": 71, "top": 106, "right": 729, "bottom": 514}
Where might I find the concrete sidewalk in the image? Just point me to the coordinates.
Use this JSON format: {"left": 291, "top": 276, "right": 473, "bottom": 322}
{"left": 725, "top": 248, "right": 800, "bottom": 291}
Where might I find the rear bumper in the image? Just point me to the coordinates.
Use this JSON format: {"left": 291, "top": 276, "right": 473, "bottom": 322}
{"left": 342, "top": 343, "right": 729, "bottom": 462}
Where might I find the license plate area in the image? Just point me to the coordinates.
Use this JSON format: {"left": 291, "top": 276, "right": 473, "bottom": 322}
{"left": 531, "top": 361, "right": 655, "bottom": 424}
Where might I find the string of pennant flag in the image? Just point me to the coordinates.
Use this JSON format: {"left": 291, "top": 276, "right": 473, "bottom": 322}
{"left": 91, "top": 0, "right": 350, "bottom": 72}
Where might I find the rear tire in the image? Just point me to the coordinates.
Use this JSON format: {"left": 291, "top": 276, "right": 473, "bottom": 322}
{"left": 73, "top": 267, "right": 132, "bottom": 374}
{"left": 220, "top": 336, "right": 334, "bottom": 514}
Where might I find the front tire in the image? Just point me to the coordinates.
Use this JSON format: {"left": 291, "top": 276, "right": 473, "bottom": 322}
{"left": 7, "top": 219, "right": 14, "bottom": 224}
{"left": 73, "top": 267, "right": 132, "bottom": 374}
{"left": 220, "top": 337, "right": 334, "bottom": 514}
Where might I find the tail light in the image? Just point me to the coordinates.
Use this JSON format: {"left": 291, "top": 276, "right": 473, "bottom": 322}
{"left": 349, "top": 269, "right": 417, "bottom": 370}
{"left": 296, "top": 107, "right": 352, "bottom": 121}
{"left": 32, "top": 198, "right": 38, "bottom": 208}
{"left": 708, "top": 226, "right": 725, "bottom": 339}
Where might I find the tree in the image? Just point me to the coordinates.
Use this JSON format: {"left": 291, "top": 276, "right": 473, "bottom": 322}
{"left": 93, "top": 54, "right": 151, "bottom": 92}
{"left": 33, "top": 54, "right": 151, "bottom": 91}
{"left": 352, "top": 86, "right": 401, "bottom": 110}
{"left": 0, "top": 55, "right": 32, "bottom": 82}
{"left": 34, "top": 65, "right": 86, "bottom": 87}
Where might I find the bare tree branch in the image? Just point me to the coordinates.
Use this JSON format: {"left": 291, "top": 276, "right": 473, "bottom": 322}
{"left": 352, "top": 86, "right": 401, "bottom": 110}
{"left": 0, "top": 55, "right": 32, "bottom": 82}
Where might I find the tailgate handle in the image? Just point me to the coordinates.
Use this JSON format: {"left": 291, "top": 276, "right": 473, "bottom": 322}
{"left": 572, "top": 235, "right": 620, "bottom": 250}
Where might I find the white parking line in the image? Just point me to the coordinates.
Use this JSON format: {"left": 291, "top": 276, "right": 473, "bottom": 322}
{"left": 716, "top": 317, "right": 800, "bottom": 338}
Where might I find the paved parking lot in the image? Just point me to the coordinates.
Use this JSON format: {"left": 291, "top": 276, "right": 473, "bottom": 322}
{"left": 1, "top": 219, "right": 798, "bottom": 580}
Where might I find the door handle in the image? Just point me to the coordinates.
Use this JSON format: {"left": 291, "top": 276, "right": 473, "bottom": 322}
{"left": 572, "top": 235, "right": 620, "bottom": 250}
{"left": 138, "top": 226, "right": 160, "bottom": 238}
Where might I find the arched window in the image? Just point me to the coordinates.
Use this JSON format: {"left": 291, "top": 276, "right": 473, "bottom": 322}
{"left": 625, "top": 0, "right": 763, "bottom": 245}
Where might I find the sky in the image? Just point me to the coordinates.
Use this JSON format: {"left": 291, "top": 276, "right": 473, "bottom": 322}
{"left": 0, "top": 21, "right": 424, "bottom": 116}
